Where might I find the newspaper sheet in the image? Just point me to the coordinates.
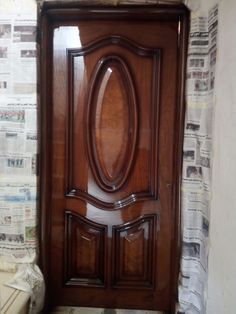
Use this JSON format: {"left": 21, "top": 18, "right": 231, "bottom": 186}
{"left": 0, "top": 7, "right": 37, "bottom": 265}
{"left": 178, "top": 5, "right": 218, "bottom": 314}
{"left": 0, "top": 16, "right": 36, "bottom": 96}
{"left": 0, "top": 3, "right": 45, "bottom": 313}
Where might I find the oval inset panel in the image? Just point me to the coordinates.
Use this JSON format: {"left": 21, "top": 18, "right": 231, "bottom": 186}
{"left": 95, "top": 65, "right": 129, "bottom": 180}
{"left": 87, "top": 56, "right": 138, "bottom": 192}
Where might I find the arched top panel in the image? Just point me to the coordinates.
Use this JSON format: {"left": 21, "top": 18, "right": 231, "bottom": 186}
{"left": 66, "top": 35, "right": 162, "bottom": 208}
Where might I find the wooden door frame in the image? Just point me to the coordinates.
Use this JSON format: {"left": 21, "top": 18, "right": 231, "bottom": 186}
{"left": 38, "top": 2, "right": 189, "bottom": 312}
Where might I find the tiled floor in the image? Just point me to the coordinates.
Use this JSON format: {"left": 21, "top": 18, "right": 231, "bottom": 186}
{"left": 50, "top": 307, "right": 164, "bottom": 314}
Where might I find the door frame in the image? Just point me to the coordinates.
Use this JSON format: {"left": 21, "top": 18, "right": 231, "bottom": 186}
{"left": 38, "top": 2, "right": 189, "bottom": 312}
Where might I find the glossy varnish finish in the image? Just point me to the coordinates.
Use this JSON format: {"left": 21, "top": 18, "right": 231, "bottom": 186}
{"left": 40, "top": 3, "right": 189, "bottom": 313}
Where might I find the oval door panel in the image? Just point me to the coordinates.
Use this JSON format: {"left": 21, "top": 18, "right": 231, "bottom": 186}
{"left": 87, "top": 56, "right": 138, "bottom": 192}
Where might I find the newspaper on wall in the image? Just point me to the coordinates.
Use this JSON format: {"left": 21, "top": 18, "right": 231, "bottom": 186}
{"left": 178, "top": 5, "right": 218, "bottom": 314}
{"left": 0, "top": 0, "right": 37, "bottom": 268}
{"left": 0, "top": 17, "right": 36, "bottom": 96}
{"left": 0, "top": 4, "right": 37, "bottom": 266}
{"left": 0, "top": 2, "right": 44, "bottom": 313}
{"left": 0, "top": 97, "right": 37, "bottom": 263}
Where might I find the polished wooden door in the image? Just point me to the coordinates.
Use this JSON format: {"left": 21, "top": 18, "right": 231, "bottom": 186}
{"left": 40, "top": 3, "right": 188, "bottom": 313}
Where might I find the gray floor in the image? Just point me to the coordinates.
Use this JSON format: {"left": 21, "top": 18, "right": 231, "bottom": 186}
{"left": 50, "top": 307, "right": 163, "bottom": 314}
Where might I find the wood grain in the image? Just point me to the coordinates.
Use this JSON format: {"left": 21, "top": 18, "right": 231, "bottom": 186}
{"left": 39, "top": 3, "right": 189, "bottom": 313}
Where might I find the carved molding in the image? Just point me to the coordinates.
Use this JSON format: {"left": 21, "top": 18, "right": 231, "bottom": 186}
{"left": 67, "top": 35, "right": 160, "bottom": 58}
{"left": 67, "top": 190, "right": 157, "bottom": 210}
{"left": 86, "top": 55, "right": 138, "bottom": 192}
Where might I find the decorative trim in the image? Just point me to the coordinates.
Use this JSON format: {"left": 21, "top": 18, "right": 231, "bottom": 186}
{"left": 67, "top": 189, "right": 157, "bottom": 210}
{"left": 67, "top": 35, "right": 160, "bottom": 58}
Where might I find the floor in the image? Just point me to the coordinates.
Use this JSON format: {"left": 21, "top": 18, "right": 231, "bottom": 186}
{"left": 50, "top": 307, "right": 163, "bottom": 314}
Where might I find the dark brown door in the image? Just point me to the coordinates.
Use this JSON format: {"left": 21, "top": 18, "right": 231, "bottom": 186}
{"left": 40, "top": 4, "right": 188, "bottom": 312}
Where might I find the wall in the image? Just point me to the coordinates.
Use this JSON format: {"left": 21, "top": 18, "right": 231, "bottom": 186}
{"left": 207, "top": 0, "right": 236, "bottom": 313}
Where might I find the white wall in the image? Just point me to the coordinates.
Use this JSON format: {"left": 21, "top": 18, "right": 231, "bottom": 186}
{"left": 207, "top": 0, "right": 236, "bottom": 313}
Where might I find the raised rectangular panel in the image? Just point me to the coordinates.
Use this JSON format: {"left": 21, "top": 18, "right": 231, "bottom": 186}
{"left": 112, "top": 215, "right": 157, "bottom": 289}
{"left": 64, "top": 211, "right": 107, "bottom": 287}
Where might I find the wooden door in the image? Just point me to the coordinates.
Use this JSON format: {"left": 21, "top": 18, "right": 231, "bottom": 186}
{"left": 40, "top": 3, "right": 188, "bottom": 313}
